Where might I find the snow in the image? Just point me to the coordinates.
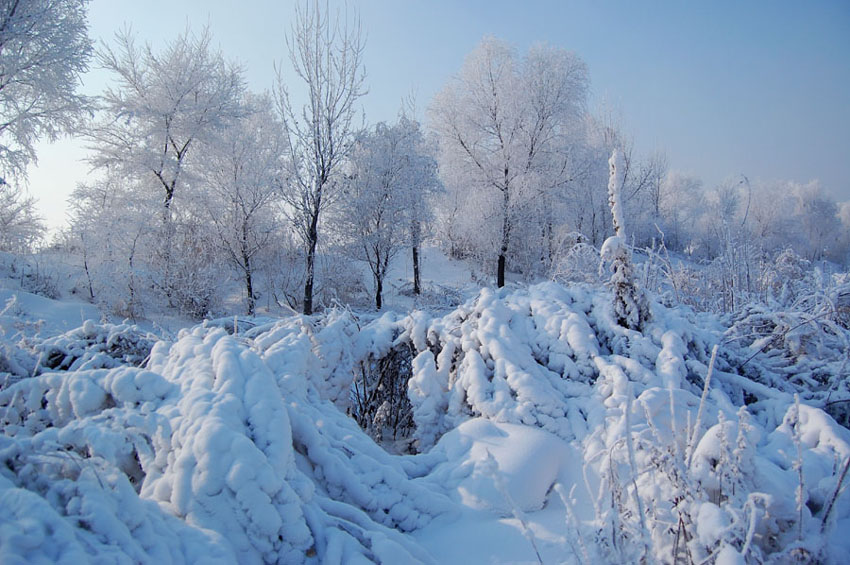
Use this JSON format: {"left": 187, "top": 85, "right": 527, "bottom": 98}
{"left": 426, "top": 418, "right": 578, "bottom": 513}
{"left": 2, "top": 273, "right": 850, "bottom": 563}
{"left": 0, "top": 288, "right": 98, "bottom": 337}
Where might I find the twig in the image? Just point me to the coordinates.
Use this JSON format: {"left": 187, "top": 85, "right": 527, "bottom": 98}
{"left": 820, "top": 454, "right": 850, "bottom": 534}
{"left": 688, "top": 344, "right": 717, "bottom": 469}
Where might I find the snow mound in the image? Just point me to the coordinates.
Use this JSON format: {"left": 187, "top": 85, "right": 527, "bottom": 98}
{"left": 369, "top": 282, "right": 850, "bottom": 562}
{"left": 1, "top": 324, "right": 448, "bottom": 563}
{"left": 427, "top": 418, "right": 578, "bottom": 514}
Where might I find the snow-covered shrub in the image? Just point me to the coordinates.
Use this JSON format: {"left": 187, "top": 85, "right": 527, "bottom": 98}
{"left": 372, "top": 282, "right": 850, "bottom": 562}
{"left": 30, "top": 320, "right": 159, "bottom": 374}
{"left": 314, "top": 252, "right": 370, "bottom": 311}
{"left": 252, "top": 308, "right": 360, "bottom": 409}
{"left": 0, "top": 320, "right": 158, "bottom": 385}
{"left": 16, "top": 257, "right": 60, "bottom": 300}
{"left": 0, "top": 325, "right": 449, "bottom": 563}
{"left": 761, "top": 248, "right": 811, "bottom": 306}
{"left": 3, "top": 281, "right": 850, "bottom": 563}
{"left": 724, "top": 299, "right": 850, "bottom": 428}
{"left": 352, "top": 340, "right": 416, "bottom": 448}
{"left": 550, "top": 232, "right": 602, "bottom": 284}
{"left": 601, "top": 235, "right": 651, "bottom": 331}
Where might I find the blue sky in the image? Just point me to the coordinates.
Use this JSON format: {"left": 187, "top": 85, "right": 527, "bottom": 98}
{"left": 30, "top": 0, "right": 850, "bottom": 229}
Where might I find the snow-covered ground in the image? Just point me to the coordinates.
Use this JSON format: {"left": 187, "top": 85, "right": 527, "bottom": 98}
{"left": 1, "top": 251, "right": 850, "bottom": 563}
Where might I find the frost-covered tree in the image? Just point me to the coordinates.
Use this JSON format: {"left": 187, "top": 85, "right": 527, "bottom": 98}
{"left": 431, "top": 38, "right": 587, "bottom": 287}
{"left": 84, "top": 26, "right": 244, "bottom": 316}
{"left": 68, "top": 172, "right": 158, "bottom": 319}
{"left": 87, "top": 26, "right": 244, "bottom": 217}
{"left": 199, "top": 93, "right": 284, "bottom": 315}
{"left": 396, "top": 116, "right": 440, "bottom": 295}
{"left": 601, "top": 148, "right": 650, "bottom": 330}
{"left": 0, "top": 0, "right": 92, "bottom": 183}
{"left": 276, "top": 0, "right": 366, "bottom": 315}
{"left": 0, "top": 185, "right": 44, "bottom": 252}
{"left": 791, "top": 180, "right": 843, "bottom": 262}
{"left": 658, "top": 171, "right": 704, "bottom": 251}
{"left": 339, "top": 117, "right": 438, "bottom": 309}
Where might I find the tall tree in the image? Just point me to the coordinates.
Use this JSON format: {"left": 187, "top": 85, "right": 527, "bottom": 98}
{"left": 431, "top": 38, "right": 587, "bottom": 287}
{"left": 85, "top": 26, "right": 245, "bottom": 316}
{"left": 402, "top": 119, "right": 441, "bottom": 296}
{"left": 340, "top": 116, "right": 439, "bottom": 309}
{"left": 200, "top": 93, "right": 284, "bottom": 315}
{"left": 87, "top": 26, "right": 244, "bottom": 218}
{"left": 0, "top": 0, "right": 92, "bottom": 183}
{"left": 276, "top": 0, "right": 366, "bottom": 315}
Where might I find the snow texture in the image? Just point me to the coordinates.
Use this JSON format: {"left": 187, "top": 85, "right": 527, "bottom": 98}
{"left": 2, "top": 281, "right": 850, "bottom": 563}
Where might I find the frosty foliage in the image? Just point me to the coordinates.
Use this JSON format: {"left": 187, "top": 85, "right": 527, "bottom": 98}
{"left": 0, "top": 186, "right": 45, "bottom": 253}
{"left": 430, "top": 37, "right": 589, "bottom": 287}
{"left": 337, "top": 117, "right": 440, "bottom": 310}
{"left": 0, "top": 0, "right": 92, "bottom": 182}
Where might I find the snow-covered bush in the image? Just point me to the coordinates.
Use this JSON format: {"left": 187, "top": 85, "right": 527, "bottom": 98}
{"left": 550, "top": 231, "right": 602, "bottom": 284}
{"left": 352, "top": 340, "right": 416, "bottom": 448}
{"left": 30, "top": 321, "right": 159, "bottom": 374}
{"left": 0, "top": 320, "right": 159, "bottom": 385}
{"left": 1, "top": 281, "right": 850, "bottom": 562}
{"left": 0, "top": 324, "right": 450, "bottom": 563}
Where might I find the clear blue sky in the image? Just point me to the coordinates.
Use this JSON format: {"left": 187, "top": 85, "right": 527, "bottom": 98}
{"left": 30, "top": 0, "right": 850, "bottom": 229}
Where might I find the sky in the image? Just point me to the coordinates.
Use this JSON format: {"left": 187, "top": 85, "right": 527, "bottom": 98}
{"left": 28, "top": 0, "right": 850, "bottom": 231}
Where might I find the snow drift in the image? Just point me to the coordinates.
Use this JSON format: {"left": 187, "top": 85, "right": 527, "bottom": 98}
{"left": 2, "top": 282, "right": 850, "bottom": 563}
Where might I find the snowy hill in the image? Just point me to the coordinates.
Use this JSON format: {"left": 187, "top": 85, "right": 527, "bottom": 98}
{"left": 1, "top": 282, "right": 850, "bottom": 563}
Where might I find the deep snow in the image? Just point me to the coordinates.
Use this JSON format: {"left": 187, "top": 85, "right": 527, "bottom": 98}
{"left": 1, "top": 275, "right": 850, "bottom": 563}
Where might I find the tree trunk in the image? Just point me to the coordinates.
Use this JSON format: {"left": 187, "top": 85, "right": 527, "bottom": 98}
{"left": 244, "top": 259, "right": 255, "bottom": 316}
{"left": 498, "top": 187, "right": 510, "bottom": 288}
{"left": 411, "top": 219, "right": 421, "bottom": 294}
{"left": 375, "top": 275, "right": 383, "bottom": 310}
{"left": 497, "top": 253, "right": 506, "bottom": 288}
{"left": 241, "top": 222, "right": 255, "bottom": 316}
{"left": 412, "top": 245, "right": 420, "bottom": 295}
{"left": 303, "top": 211, "right": 319, "bottom": 315}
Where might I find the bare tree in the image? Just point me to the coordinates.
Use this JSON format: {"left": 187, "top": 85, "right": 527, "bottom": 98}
{"left": 0, "top": 0, "right": 92, "bottom": 183}
{"left": 276, "top": 0, "right": 366, "bottom": 314}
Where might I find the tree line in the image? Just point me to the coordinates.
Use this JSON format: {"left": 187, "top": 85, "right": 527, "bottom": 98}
{"left": 1, "top": 0, "right": 848, "bottom": 320}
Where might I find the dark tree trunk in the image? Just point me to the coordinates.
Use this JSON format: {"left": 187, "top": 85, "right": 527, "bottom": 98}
{"left": 375, "top": 276, "right": 382, "bottom": 310}
{"left": 244, "top": 259, "right": 255, "bottom": 316}
{"left": 497, "top": 253, "right": 506, "bottom": 288}
{"left": 412, "top": 245, "right": 420, "bottom": 295}
{"left": 411, "top": 219, "right": 421, "bottom": 294}
{"left": 303, "top": 211, "right": 319, "bottom": 315}
{"left": 498, "top": 187, "right": 510, "bottom": 288}
{"left": 241, "top": 222, "right": 255, "bottom": 316}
